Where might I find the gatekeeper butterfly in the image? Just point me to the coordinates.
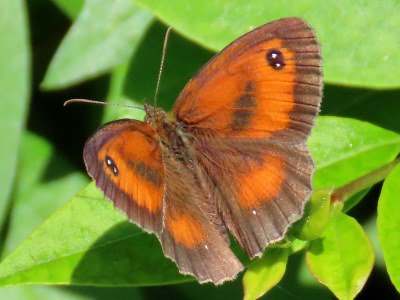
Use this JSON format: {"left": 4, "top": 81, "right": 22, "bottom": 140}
{"left": 82, "top": 17, "right": 322, "bottom": 284}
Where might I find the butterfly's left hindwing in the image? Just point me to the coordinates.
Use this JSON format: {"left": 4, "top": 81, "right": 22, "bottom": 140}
{"left": 159, "top": 146, "right": 243, "bottom": 284}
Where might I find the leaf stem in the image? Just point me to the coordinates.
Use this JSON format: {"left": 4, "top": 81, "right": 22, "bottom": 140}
{"left": 331, "top": 157, "right": 400, "bottom": 203}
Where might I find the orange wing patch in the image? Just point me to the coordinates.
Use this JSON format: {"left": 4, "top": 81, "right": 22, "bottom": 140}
{"left": 166, "top": 214, "right": 206, "bottom": 248}
{"left": 236, "top": 153, "right": 286, "bottom": 208}
{"left": 98, "top": 129, "right": 164, "bottom": 213}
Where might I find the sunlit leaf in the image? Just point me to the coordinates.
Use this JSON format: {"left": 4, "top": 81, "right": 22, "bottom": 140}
{"left": 377, "top": 163, "right": 400, "bottom": 292}
{"left": 0, "top": 184, "right": 188, "bottom": 287}
{"left": 309, "top": 117, "right": 400, "bottom": 189}
{"left": 306, "top": 212, "right": 375, "bottom": 299}
{"left": 134, "top": 0, "right": 400, "bottom": 88}
{"left": 0, "top": 0, "right": 30, "bottom": 229}
{"left": 2, "top": 132, "right": 87, "bottom": 257}
{"left": 42, "top": 0, "right": 153, "bottom": 89}
{"left": 243, "top": 248, "right": 289, "bottom": 300}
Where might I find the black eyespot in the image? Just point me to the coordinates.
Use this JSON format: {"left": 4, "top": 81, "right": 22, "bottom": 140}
{"left": 105, "top": 155, "right": 119, "bottom": 176}
{"left": 266, "top": 49, "right": 285, "bottom": 70}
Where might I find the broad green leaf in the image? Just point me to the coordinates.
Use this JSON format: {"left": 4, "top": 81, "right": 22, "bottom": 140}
{"left": 243, "top": 248, "right": 289, "bottom": 300}
{"left": 293, "top": 189, "right": 331, "bottom": 241}
{"left": 0, "top": 286, "right": 87, "bottom": 300}
{"left": 0, "top": 0, "right": 30, "bottom": 228}
{"left": 309, "top": 117, "right": 400, "bottom": 189}
{"left": 0, "top": 183, "right": 188, "bottom": 287}
{"left": 42, "top": 0, "right": 153, "bottom": 90}
{"left": 377, "top": 163, "right": 400, "bottom": 292}
{"left": 51, "top": 0, "right": 84, "bottom": 19}
{"left": 2, "top": 132, "right": 87, "bottom": 256}
{"left": 0, "top": 285, "right": 144, "bottom": 300}
{"left": 134, "top": 0, "right": 400, "bottom": 88}
{"left": 266, "top": 251, "right": 331, "bottom": 299}
{"left": 306, "top": 212, "right": 374, "bottom": 299}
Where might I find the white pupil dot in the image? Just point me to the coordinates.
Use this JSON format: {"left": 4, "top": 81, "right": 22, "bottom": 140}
{"left": 271, "top": 53, "right": 278, "bottom": 59}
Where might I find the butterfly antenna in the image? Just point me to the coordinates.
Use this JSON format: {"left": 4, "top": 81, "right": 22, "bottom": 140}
{"left": 64, "top": 99, "right": 145, "bottom": 111}
{"left": 153, "top": 27, "right": 172, "bottom": 108}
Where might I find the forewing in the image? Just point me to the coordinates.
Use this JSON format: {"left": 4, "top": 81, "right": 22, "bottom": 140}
{"left": 83, "top": 119, "right": 164, "bottom": 234}
{"left": 174, "top": 17, "right": 322, "bottom": 143}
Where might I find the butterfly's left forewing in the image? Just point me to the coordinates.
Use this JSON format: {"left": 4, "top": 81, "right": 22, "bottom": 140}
{"left": 83, "top": 119, "right": 165, "bottom": 233}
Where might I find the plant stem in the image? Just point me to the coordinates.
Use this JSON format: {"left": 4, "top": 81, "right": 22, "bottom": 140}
{"left": 331, "top": 157, "right": 400, "bottom": 203}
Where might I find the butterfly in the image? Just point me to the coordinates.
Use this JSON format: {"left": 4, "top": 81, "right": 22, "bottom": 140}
{"left": 83, "top": 17, "right": 322, "bottom": 284}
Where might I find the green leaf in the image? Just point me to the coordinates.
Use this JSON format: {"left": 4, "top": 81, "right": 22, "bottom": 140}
{"left": 309, "top": 117, "right": 400, "bottom": 189}
{"left": 134, "top": 0, "right": 400, "bottom": 88}
{"left": 0, "top": 0, "right": 30, "bottom": 228}
{"left": 2, "top": 132, "right": 88, "bottom": 256}
{"left": 293, "top": 189, "right": 331, "bottom": 241}
{"left": 0, "top": 183, "right": 188, "bottom": 287}
{"left": 289, "top": 239, "right": 308, "bottom": 255}
{"left": 243, "top": 248, "right": 289, "bottom": 300}
{"left": 306, "top": 212, "right": 375, "bottom": 299}
{"left": 42, "top": 0, "right": 153, "bottom": 90}
{"left": 51, "top": 0, "right": 84, "bottom": 19}
{"left": 377, "top": 163, "right": 400, "bottom": 292}
{"left": 0, "top": 285, "right": 144, "bottom": 300}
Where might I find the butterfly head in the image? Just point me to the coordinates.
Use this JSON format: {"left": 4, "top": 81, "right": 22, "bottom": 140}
{"left": 144, "top": 103, "right": 166, "bottom": 126}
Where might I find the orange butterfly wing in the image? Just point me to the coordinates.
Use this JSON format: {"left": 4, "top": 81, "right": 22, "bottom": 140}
{"left": 174, "top": 17, "right": 321, "bottom": 142}
{"left": 173, "top": 17, "right": 322, "bottom": 257}
{"left": 84, "top": 119, "right": 165, "bottom": 233}
{"left": 83, "top": 119, "right": 243, "bottom": 283}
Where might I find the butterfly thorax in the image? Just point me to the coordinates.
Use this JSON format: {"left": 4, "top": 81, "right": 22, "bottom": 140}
{"left": 144, "top": 103, "right": 194, "bottom": 165}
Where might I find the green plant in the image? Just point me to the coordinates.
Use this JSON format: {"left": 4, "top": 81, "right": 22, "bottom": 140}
{"left": 1, "top": 0, "right": 399, "bottom": 299}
